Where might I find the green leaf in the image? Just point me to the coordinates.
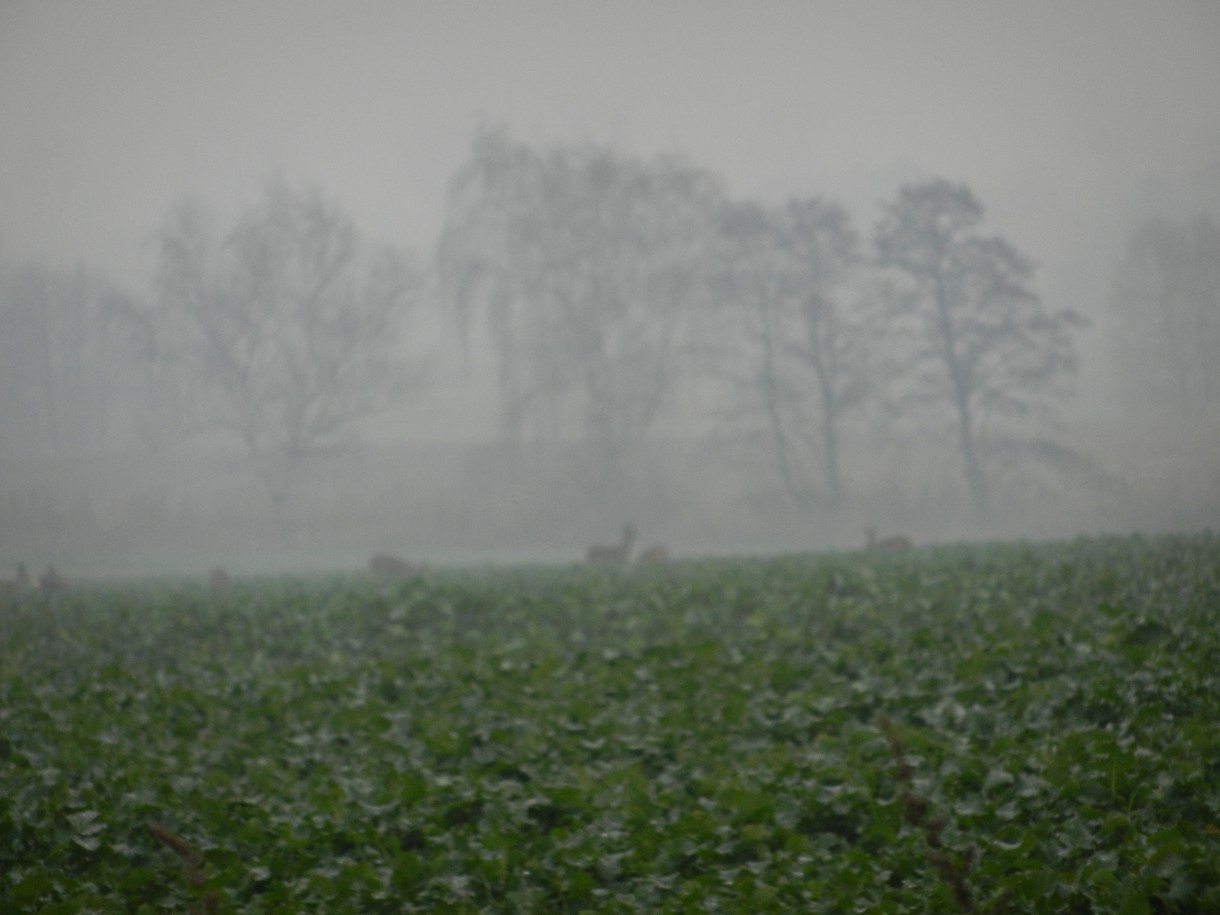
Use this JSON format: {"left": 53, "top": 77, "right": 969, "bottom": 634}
{"left": 66, "top": 809, "right": 103, "bottom": 833}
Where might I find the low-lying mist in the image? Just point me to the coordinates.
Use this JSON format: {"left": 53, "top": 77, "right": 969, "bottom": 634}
{"left": 3, "top": 413, "right": 1215, "bottom": 581}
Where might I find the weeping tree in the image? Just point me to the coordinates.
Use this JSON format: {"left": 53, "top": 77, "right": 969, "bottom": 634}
{"left": 710, "top": 196, "right": 872, "bottom": 510}
{"left": 874, "top": 179, "right": 1086, "bottom": 521}
{"left": 140, "top": 177, "right": 425, "bottom": 519}
{"left": 437, "top": 127, "right": 722, "bottom": 476}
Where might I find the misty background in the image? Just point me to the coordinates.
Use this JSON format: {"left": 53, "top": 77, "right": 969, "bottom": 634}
{"left": 1, "top": 2, "right": 1218, "bottom": 575}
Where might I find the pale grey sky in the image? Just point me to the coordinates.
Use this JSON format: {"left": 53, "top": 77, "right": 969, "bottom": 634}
{"left": 2, "top": 1, "right": 1219, "bottom": 416}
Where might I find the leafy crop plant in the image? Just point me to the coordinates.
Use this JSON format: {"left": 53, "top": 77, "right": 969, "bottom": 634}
{"left": 0, "top": 532, "right": 1217, "bottom": 911}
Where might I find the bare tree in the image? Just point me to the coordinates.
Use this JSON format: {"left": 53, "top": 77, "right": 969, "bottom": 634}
{"left": 709, "top": 197, "right": 871, "bottom": 510}
{"left": 142, "top": 178, "right": 425, "bottom": 516}
{"left": 1109, "top": 212, "right": 1220, "bottom": 417}
{"left": 438, "top": 127, "right": 721, "bottom": 475}
{"left": 874, "top": 179, "right": 1085, "bottom": 521}
{"left": 0, "top": 260, "right": 138, "bottom": 458}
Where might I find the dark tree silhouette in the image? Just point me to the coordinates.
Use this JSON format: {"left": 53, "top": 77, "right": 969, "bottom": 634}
{"left": 874, "top": 179, "right": 1085, "bottom": 521}
{"left": 437, "top": 127, "right": 721, "bottom": 477}
{"left": 710, "top": 197, "right": 871, "bottom": 510}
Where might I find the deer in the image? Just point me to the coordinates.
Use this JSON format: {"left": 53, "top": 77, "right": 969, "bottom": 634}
{"left": 0, "top": 563, "right": 31, "bottom": 595}
{"left": 866, "top": 527, "right": 913, "bottom": 552}
{"left": 209, "top": 567, "right": 231, "bottom": 589}
{"left": 635, "top": 544, "right": 670, "bottom": 565}
{"left": 369, "top": 553, "right": 425, "bottom": 578}
{"left": 587, "top": 522, "right": 637, "bottom": 566}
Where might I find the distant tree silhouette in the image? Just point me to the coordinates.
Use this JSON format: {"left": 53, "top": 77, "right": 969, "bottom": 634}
{"left": 438, "top": 127, "right": 722, "bottom": 480}
{"left": 141, "top": 177, "right": 426, "bottom": 523}
{"left": 874, "top": 179, "right": 1085, "bottom": 521}
{"left": 710, "top": 196, "right": 871, "bottom": 511}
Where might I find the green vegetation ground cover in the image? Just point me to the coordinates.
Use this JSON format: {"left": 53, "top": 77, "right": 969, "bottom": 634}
{"left": 2, "top": 533, "right": 1218, "bottom": 913}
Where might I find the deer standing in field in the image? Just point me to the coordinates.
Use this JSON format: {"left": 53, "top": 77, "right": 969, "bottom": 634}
{"left": 635, "top": 544, "right": 670, "bottom": 565}
{"left": 587, "top": 523, "right": 637, "bottom": 566}
{"left": 209, "top": 567, "right": 231, "bottom": 589}
{"left": 866, "top": 528, "right": 912, "bottom": 552}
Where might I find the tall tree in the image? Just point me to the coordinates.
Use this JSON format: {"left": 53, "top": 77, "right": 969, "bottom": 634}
{"left": 874, "top": 179, "right": 1085, "bottom": 520}
{"left": 1109, "top": 212, "right": 1220, "bottom": 417}
{"left": 710, "top": 197, "right": 870, "bottom": 510}
{"left": 142, "top": 178, "right": 425, "bottom": 514}
{"left": 437, "top": 127, "right": 722, "bottom": 473}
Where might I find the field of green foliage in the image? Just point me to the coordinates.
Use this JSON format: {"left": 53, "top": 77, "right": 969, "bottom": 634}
{"left": 2, "top": 533, "right": 1218, "bottom": 913}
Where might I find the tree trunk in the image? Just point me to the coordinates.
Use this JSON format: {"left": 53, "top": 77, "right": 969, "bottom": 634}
{"left": 934, "top": 275, "right": 989, "bottom": 523}
{"left": 819, "top": 381, "right": 844, "bottom": 508}
{"left": 758, "top": 307, "right": 812, "bottom": 512}
{"left": 955, "top": 395, "right": 989, "bottom": 523}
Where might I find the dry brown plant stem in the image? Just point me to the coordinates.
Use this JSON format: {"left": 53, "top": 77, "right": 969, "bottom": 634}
{"left": 878, "top": 717, "right": 1010, "bottom": 914}
{"left": 147, "top": 822, "right": 220, "bottom": 915}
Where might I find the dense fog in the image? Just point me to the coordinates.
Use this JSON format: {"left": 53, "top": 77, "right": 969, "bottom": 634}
{"left": 1, "top": 2, "right": 1218, "bottom": 577}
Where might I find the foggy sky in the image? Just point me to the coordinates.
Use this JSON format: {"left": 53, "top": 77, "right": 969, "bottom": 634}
{"left": 2, "top": 1, "right": 1219, "bottom": 426}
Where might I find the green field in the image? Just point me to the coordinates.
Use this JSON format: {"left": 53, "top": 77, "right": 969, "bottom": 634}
{"left": 2, "top": 534, "right": 1218, "bottom": 913}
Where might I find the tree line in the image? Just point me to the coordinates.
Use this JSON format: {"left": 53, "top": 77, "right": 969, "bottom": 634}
{"left": 437, "top": 128, "right": 1087, "bottom": 521}
{"left": 2, "top": 126, "right": 1214, "bottom": 525}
